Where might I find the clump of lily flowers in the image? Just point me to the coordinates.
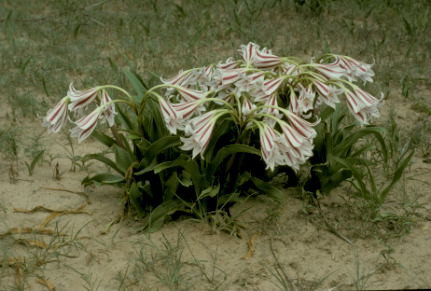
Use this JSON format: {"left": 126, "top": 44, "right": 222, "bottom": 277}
{"left": 43, "top": 42, "right": 381, "bottom": 172}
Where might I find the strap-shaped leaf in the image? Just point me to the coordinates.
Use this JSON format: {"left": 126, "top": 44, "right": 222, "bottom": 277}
{"left": 336, "top": 126, "right": 387, "bottom": 162}
{"left": 81, "top": 173, "right": 124, "bottom": 186}
{"left": 114, "top": 144, "right": 135, "bottom": 173}
{"left": 128, "top": 182, "right": 146, "bottom": 217}
{"left": 142, "top": 200, "right": 184, "bottom": 232}
{"left": 153, "top": 157, "right": 201, "bottom": 194}
{"left": 123, "top": 69, "right": 148, "bottom": 103}
{"left": 84, "top": 153, "right": 124, "bottom": 175}
{"left": 92, "top": 130, "right": 116, "bottom": 147}
{"left": 209, "top": 144, "right": 261, "bottom": 176}
{"left": 197, "top": 185, "right": 220, "bottom": 201}
{"left": 250, "top": 176, "right": 285, "bottom": 202}
{"left": 380, "top": 150, "right": 414, "bottom": 201}
{"left": 143, "top": 136, "right": 181, "bottom": 162}
{"left": 116, "top": 105, "right": 134, "bottom": 130}
{"left": 331, "top": 156, "right": 368, "bottom": 195}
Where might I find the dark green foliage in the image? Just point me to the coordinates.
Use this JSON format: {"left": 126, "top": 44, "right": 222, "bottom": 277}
{"left": 305, "top": 105, "right": 387, "bottom": 195}
{"left": 81, "top": 71, "right": 280, "bottom": 232}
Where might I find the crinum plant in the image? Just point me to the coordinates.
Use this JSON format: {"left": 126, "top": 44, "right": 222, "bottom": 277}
{"left": 43, "top": 42, "right": 383, "bottom": 230}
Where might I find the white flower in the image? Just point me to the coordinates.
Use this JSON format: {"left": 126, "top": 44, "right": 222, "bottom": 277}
{"left": 43, "top": 97, "right": 69, "bottom": 133}
{"left": 67, "top": 83, "right": 99, "bottom": 111}
{"left": 345, "top": 87, "right": 381, "bottom": 125}
{"left": 313, "top": 80, "right": 342, "bottom": 109}
{"left": 180, "top": 111, "right": 224, "bottom": 159}
{"left": 70, "top": 106, "right": 104, "bottom": 143}
{"left": 100, "top": 90, "right": 117, "bottom": 127}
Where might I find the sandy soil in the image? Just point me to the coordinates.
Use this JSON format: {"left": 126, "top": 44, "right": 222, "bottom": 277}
{"left": 0, "top": 101, "right": 431, "bottom": 291}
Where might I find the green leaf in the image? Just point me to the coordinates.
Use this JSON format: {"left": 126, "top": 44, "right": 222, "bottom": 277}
{"left": 128, "top": 182, "right": 146, "bottom": 217}
{"left": 25, "top": 150, "right": 45, "bottom": 176}
{"left": 82, "top": 173, "right": 124, "bottom": 186}
{"left": 84, "top": 153, "right": 124, "bottom": 175}
{"left": 114, "top": 144, "right": 134, "bottom": 173}
{"left": 117, "top": 105, "right": 135, "bottom": 130}
{"left": 250, "top": 176, "right": 285, "bottom": 202}
{"left": 380, "top": 150, "right": 414, "bottom": 201}
{"left": 331, "top": 157, "right": 367, "bottom": 196}
{"left": 339, "top": 127, "right": 387, "bottom": 162}
{"left": 143, "top": 135, "right": 180, "bottom": 162}
{"left": 92, "top": 130, "right": 116, "bottom": 147}
{"left": 153, "top": 157, "right": 201, "bottom": 194}
{"left": 198, "top": 184, "right": 220, "bottom": 201}
{"left": 123, "top": 69, "right": 148, "bottom": 102}
{"left": 209, "top": 144, "right": 261, "bottom": 176}
{"left": 142, "top": 200, "right": 184, "bottom": 232}
{"left": 177, "top": 170, "right": 192, "bottom": 187}
{"left": 165, "top": 172, "right": 179, "bottom": 200}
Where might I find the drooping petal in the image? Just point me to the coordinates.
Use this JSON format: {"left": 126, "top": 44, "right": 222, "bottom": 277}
{"left": 158, "top": 97, "right": 181, "bottom": 134}
{"left": 253, "top": 47, "right": 282, "bottom": 69}
{"left": 172, "top": 100, "right": 201, "bottom": 119}
{"left": 345, "top": 88, "right": 381, "bottom": 125}
{"left": 313, "top": 80, "right": 342, "bottom": 109}
{"left": 285, "top": 111, "right": 319, "bottom": 139}
{"left": 313, "top": 64, "right": 346, "bottom": 80}
{"left": 217, "top": 57, "right": 238, "bottom": 70}
{"left": 263, "top": 77, "right": 283, "bottom": 95}
{"left": 345, "top": 87, "right": 379, "bottom": 114}
{"left": 241, "top": 97, "right": 256, "bottom": 117}
{"left": 219, "top": 69, "right": 244, "bottom": 86}
{"left": 177, "top": 87, "right": 206, "bottom": 102}
{"left": 74, "top": 107, "right": 103, "bottom": 130}
{"left": 67, "top": 83, "right": 99, "bottom": 111}
{"left": 70, "top": 120, "right": 98, "bottom": 143}
{"left": 180, "top": 111, "right": 223, "bottom": 159}
{"left": 43, "top": 97, "right": 69, "bottom": 133}
{"left": 100, "top": 90, "right": 117, "bottom": 127}
{"left": 278, "top": 121, "right": 305, "bottom": 148}
{"left": 161, "top": 70, "right": 193, "bottom": 86}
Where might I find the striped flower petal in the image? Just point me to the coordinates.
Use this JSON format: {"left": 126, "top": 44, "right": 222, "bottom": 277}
{"left": 67, "top": 83, "right": 99, "bottom": 111}
{"left": 43, "top": 97, "right": 69, "bottom": 133}
{"left": 100, "top": 90, "right": 117, "bottom": 127}
{"left": 253, "top": 48, "right": 282, "bottom": 69}
{"left": 263, "top": 77, "right": 283, "bottom": 95}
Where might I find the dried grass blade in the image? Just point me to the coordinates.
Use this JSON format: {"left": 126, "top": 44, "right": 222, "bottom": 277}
{"left": 16, "top": 238, "right": 48, "bottom": 249}
{"left": 36, "top": 277, "right": 56, "bottom": 291}
{"left": 242, "top": 233, "right": 259, "bottom": 259}
{"left": 14, "top": 203, "right": 88, "bottom": 215}
{"left": 38, "top": 212, "right": 62, "bottom": 228}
